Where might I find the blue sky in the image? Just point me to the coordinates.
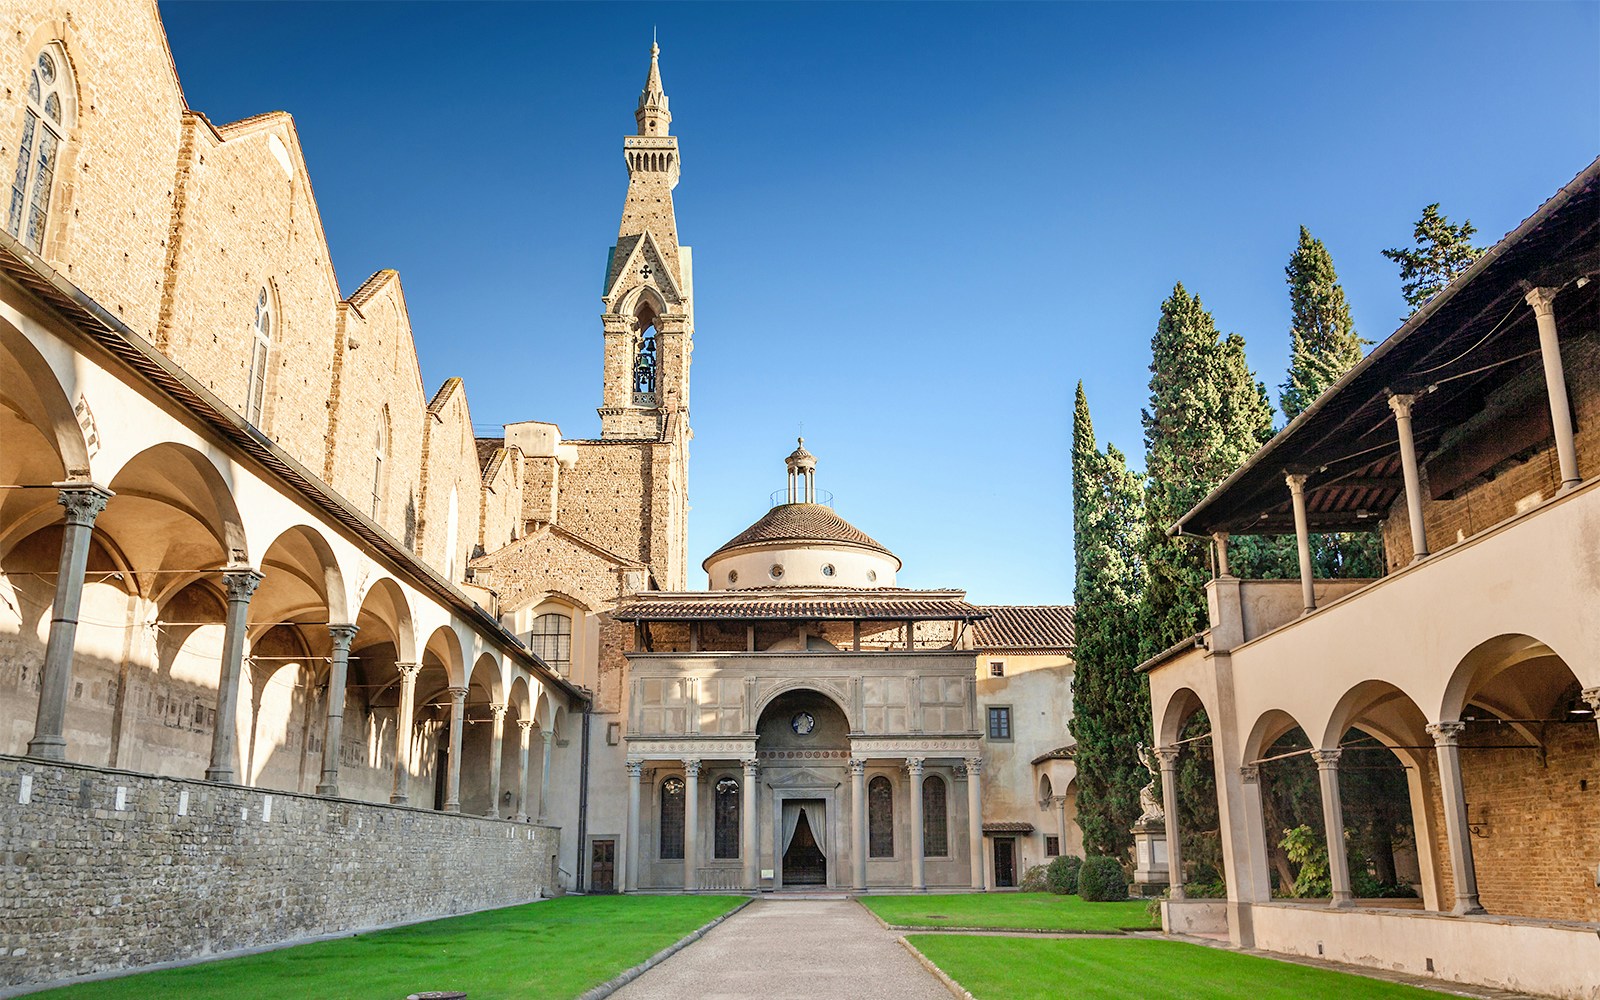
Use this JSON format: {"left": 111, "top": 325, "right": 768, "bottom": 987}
{"left": 159, "top": 2, "right": 1598, "bottom": 604}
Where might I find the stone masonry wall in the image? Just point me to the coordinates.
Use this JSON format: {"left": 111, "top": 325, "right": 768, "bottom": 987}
{"left": 0, "top": 754, "right": 560, "bottom": 991}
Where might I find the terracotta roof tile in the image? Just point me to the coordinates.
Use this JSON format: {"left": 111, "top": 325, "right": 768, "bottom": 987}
{"left": 973, "top": 606, "right": 1075, "bottom": 651}
{"left": 982, "top": 821, "right": 1035, "bottom": 833}
{"left": 1031, "top": 744, "right": 1078, "bottom": 766}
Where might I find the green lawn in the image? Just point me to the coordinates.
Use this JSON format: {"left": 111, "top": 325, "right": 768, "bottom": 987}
{"left": 30, "top": 895, "right": 744, "bottom": 1000}
{"left": 860, "top": 892, "right": 1157, "bottom": 932}
{"left": 908, "top": 936, "right": 1441, "bottom": 1000}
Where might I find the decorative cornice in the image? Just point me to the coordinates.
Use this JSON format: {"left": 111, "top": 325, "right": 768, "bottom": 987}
{"left": 626, "top": 738, "right": 755, "bottom": 757}
{"left": 849, "top": 737, "right": 983, "bottom": 756}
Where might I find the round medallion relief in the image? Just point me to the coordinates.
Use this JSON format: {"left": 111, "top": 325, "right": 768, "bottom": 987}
{"left": 770, "top": 564, "right": 784, "bottom": 580}
{"left": 791, "top": 711, "right": 815, "bottom": 736}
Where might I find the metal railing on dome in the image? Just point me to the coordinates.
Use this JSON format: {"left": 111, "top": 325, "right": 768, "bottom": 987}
{"left": 769, "top": 488, "right": 834, "bottom": 507}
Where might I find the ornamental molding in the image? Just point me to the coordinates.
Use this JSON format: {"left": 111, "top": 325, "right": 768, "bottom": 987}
{"left": 758, "top": 749, "right": 850, "bottom": 761}
{"left": 848, "top": 737, "right": 982, "bottom": 756}
{"left": 626, "top": 738, "right": 756, "bottom": 758}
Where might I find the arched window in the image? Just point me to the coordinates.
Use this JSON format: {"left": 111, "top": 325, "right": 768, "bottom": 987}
{"left": 922, "top": 775, "right": 948, "bottom": 857}
{"left": 8, "top": 44, "right": 70, "bottom": 252}
{"left": 530, "top": 613, "right": 571, "bottom": 674}
{"left": 246, "top": 286, "right": 273, "bottom": 426}
{"left": 659, "top": 776, "right": 685, "bottom": 860}
{"left": 868, "top": 775, "right": 894, "bottom": 858}
{"left": 632, "top": 302, "right": 658, "bottom": 405}
{"left": 371, "top": 407, "right": 389, "bottom": 519}
{"left": 714, "top": 776, "right": 740, "bottom": 859}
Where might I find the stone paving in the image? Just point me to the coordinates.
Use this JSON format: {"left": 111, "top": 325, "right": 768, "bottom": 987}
{"left": 609, "top": 897, "right": 952, "bottom": 1000}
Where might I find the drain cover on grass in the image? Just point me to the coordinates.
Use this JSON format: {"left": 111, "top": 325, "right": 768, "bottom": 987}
{"left": 406, "top": 992, "right": 466, "bottom": 999}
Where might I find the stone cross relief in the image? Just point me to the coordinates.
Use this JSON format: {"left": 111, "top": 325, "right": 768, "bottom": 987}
{"left": 1135, "top": 741, "right": 1164, "bottom": 823}
{"left": 639, "top": 262, "right": 654, "bottom": 282}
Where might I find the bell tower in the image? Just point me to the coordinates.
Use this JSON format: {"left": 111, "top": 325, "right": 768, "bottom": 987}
{"left": 599, "top": 41, "right": 693, "bottom": 442}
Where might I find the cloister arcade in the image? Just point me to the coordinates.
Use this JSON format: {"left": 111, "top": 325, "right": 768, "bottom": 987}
{"left": 0, "top": 288, "right": 573, "bottom": 822}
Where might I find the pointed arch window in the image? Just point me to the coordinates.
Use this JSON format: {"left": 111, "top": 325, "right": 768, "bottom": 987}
{"left": 530, "top": 613, "right": 571, "bottom": 674}
{"left": 8, "top": 44, "right": 71, "bottom": 252}
{"left": 246, "top": 287, "right": 274, "bottom": 426}
{"left": 922, "top": 775, "right": 948, "bottom": 857}
{"left": 714, "top": 776, "right": 740, "bottom": 859}
{"left": 631, "top": 302, "right": 659, "bottom": 406}
{"left": 371, "top": 407, "right": 389, "bottom": 519}
{"left": 659, "top": 776, "right": 685, "bottom": 860}
{"left": 868, "top": 775, "right": 894, "bottom": 858}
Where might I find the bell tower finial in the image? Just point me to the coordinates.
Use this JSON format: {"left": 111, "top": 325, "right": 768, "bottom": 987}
{"left": 636, "top": 38, "right": 671, "bottom": 137}
{"left": 785, "top": 438, "right": 818, "bottom": 503}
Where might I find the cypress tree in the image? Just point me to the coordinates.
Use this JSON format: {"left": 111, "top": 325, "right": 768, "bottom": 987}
{"left": 1280, "top": 227, "right": 1363, "bottom": 422}
{"left": 1381, "top": 204, "right": 1484, "bottom": 313}
{"left": 1137, "top": 284, "right": 1275, "bottom": 656}
{"left": 1069, "top": 383, "right": 1147, "bottom": 861}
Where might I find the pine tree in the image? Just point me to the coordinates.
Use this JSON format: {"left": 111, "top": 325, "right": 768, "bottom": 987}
{"left": 1068, "top": 383, "right": 1148, "bottom": 861}
{"left": 1138, "top": 285, "right": 1276, "bottom": 656}
{"left": 1280, "top": 227, "right": 1363, "bottom": 422}
{"left": 1381, "top": 204, "right": 1484, "bottom": 313}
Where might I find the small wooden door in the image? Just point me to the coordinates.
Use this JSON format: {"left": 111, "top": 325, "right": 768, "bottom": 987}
{"left": 590, "top": 839, "right": 616, "bottom": 893}
{"left": 994, "top": 837, "right": 1017, "bottom": 888}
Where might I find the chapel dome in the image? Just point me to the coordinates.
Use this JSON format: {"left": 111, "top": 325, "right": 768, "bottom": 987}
{"left": 703, "top": 443, "right": 901, "bottom": 590}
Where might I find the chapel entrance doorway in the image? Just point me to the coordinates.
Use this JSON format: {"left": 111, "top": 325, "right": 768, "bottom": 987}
{"left": 782, "top": 802, "right": 827, "bottom": 886}
{"left": 994, "top": 837, "right": 1017, "bottom": 888}
{"left": 590, "top": 839, "right": 616, "bottom": 893}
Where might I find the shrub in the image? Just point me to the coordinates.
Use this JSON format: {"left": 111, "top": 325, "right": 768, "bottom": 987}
{"left": 1077, "top": 856, "right": 1129, "bottom": 901}
{"left": 1045, "top": 855, "right": 1083, "bottom": 895}
{"left": 1018, "top": 864, "right": 1051, "bottom": 893}
{"left": 1280, "top": 825, "right": 1331, "bottom": 899}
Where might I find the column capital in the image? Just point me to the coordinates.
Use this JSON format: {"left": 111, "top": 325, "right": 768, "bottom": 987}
{"left": 1427, "top": 721, "right": 1466, "bottom": 745}
{"left": 327, "top": 623, "right": 359, "bottom": 650}
{"left": 682, "top": 758, "right": 702, "bottom": 777}
{"left": 489, "top": 703, "right": 509, "bottom": 721}
{"left": 1386, "top": 392, "right": 1416, "bottom": 420}
{"left": 222, "top": 567, "right": 265, "bottom": 602}
{"left": 1284, "top": 471, "right": 1309, "bottom": 494}
{"left": 962, "top": 755, "right": 984, "bottom": 776}
{"left": 1153, "top": 747, "right": 1182, "bottom": 770}
{"left": 904, "top": 756, "right": 925, "bottom": 775}
{"left": 446, "top": 685, "right": 469, "bottom": 702}
{"left": 626, "top": 759, "right": 646, "bottom": 777}
{"left": 541, "top": 728, "right": 555, "bottom": 745}
{"left": 743, "top": 756, "right": 762, "bottom": 776}
{"left": 1524, "top": 285, "right": 1559, "bottom": 316}
{"left": 55, "top": 482, "right": 113, "bottom": 525}
{"left": 1582, "top": 687, "right": 1600, "bottom": 713}
{"left": 1239, "top": 764, "right": 1260, "bottom": 784}
{"left": 847, "top": 757, "right": 866, "bottom": 775}
{"left": 395, "top": 661, "right": 421, "bottom": 679}
{"left": 518, "top": 718, "right": 534, "bottom": 733}
{"left": 1311, "top": 748, "right": 1343, "bottom": 768}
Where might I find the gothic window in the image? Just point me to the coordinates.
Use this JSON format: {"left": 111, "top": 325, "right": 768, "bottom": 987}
{"left": 633, "top": 330, "right": 657, "bottom": 396}
{"left": 714, "top": 777, "right": 739, "bottom": 859}
{"left": 246, "top": 286, "right": 274, "bottom": 426}
{"left": 922, "top": 775, "right": 948, "bottom": 857}
{"left": 530, "top": 613, "right": 571, "bottom": 674}
{"left": 8, "top": 45, "right": 70, "bottom": 252}
{"left": 659, "top": 776, "right": 685, "bottom": 860}
{"left": 371, "top": 407, "right": 389, "bottom": 520}
{"left": 868, "top": 775, "right": 894, "bottom": 858}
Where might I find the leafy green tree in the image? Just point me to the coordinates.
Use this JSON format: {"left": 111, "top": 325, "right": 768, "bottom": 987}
{"left": 1281, "top": 227, "right": 1363, "bottom": 422}
{"left": 1068, "top": 383, "right": 1148, "bottom": 862}
{"left": 1381, "top": 204, "right": 1484, "bottom": 313}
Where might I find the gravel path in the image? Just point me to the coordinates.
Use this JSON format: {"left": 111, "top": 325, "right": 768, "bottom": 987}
{"left": 608, "top": 897, "right": 952, "bottom": 1000}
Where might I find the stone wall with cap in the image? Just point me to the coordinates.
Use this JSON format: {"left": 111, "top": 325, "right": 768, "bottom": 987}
{"left": 0, "top": 754, "right": 560, "bottom": 992}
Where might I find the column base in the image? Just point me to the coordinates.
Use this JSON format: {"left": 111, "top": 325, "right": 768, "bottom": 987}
{"left": 315, "top": 781, "right": 339, "bottom": 797}
{"left": 389, "top": 792, "right": 409, "bottom": 805}
{"left": 443, "top": 803, "right": 461, "bottom": 814}
{"left": 513, "top": 812, "right": 528, "bottom": 823}
{"left": 24, "top": 736, "right": 66, "bottom": 759}
{"left": 204, "top": 766, "right": 234, "bottom": 783}
{"left": 1452, "top": 899, "right": 1487, "bottom": 916}
{"left": 1330, "top": 893, "right": 1355, "bottom": 909}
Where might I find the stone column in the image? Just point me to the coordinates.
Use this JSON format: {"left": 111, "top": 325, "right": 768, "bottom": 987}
{"left": 742, "top": 757, "right": 761, "bottom": 891}
{"left": 906, "top": 757, "right": 926, "bottom": 891}
{"left": 1313, "top": 749, "right": 1354, "bottom": 907}
{"left": 537, "top": 729, "right": 554, "bottom": 821}
{"left": 1427, "top": 722, "right": 1484, "bottom": 914}
{"left": 389, "top": 662, "right": 420, "bottom": 804}
{"left": 1388, "top": 394, "right": 1429, "bottom": 561}
{"left": 849, "top": 757, "right": 868, "bottom": 891}
{"left": 1583, "top": 689, "right": 1600, "bottom": 742}
{"left": 1212, "top": 531, "right": 1231, "bottom": 578}
{"left": 443, "top": 685, "right": 467, "bottom": 813}
{"left": 1286, "top": 473, "right": 1316, "bottom": 614}
{"left": 683, "top": 759, "right": 701, "bottom": 892}
{"left": 1156, "top": 747, "right": 1186, "bottom": 900}
{"left": 626, "top": 760, "right": 644, "bottom": 892}
{"left": 964, "top": 756, "right": 985, "bottom": 891}
{"left": 1054, "top": 796, "right": 1069, "bottom": 854}
{"left": 205, "top": 567, "right": 264, "bottom": 783}
{"left": 515, "top": 720, "right": 533, "bottom": 821}
{"left": 316, "top": 623, "right": 359, "bottom": 796}
{"left": 27, "top": 484, "right": 112, "bottom": 760}
{"left": 485, "top": 703, "right": 508, "bottom": 817}
{"left": 1525, "top": 287, "right": 1581, "bottom": 489}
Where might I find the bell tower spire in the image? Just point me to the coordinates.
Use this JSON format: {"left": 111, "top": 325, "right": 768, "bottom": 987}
{"left": 636, "top": 40, "right": 671, "bottom": 137}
